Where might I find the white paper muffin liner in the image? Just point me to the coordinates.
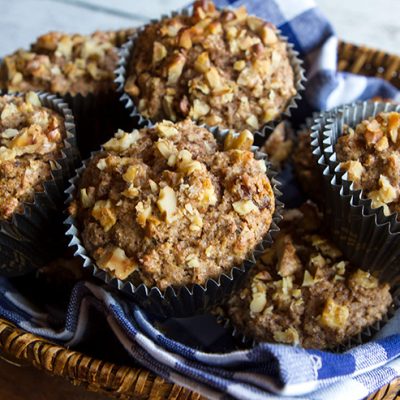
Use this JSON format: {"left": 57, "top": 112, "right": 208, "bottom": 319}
{"left": 114, "top": 6, "right": 306, "bottom": 137}
{"left": 64, "top": 125, "right": 283, "bottom": 319}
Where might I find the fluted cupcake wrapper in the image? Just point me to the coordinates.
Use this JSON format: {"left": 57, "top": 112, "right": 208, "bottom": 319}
{"left": 216, "top": 282, "right": 400, "bottom": 352}
{"left": 64, "top": 125, "right": 283, "bottom": 319}
{"left": 114, "top": 6, "right": 306, "bottom": 137}
{"left": 309, "top": 101, "right": 400, "bottom": 279}
{"left": 0, "top": 91, "right": 79, "bottom": 276}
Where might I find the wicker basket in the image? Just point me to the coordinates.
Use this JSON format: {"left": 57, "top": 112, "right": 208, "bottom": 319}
{"left": 0, "top": 41, "right": 399, "bottom": 400}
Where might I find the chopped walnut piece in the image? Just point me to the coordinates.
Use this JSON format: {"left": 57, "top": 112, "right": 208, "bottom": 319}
{"left": 250, "top": 290, "right": 267, "bottom": 314}
{"left": 97, "top": 246, "right": 137, "bottom": 280}
{"left": 91, "top": 200, "right": 117, "bottom": 232}
{"left": 350, "top": 269, "right": 378, "bottom": 289}
{"left": 189, "top": 99, "right": 210, "bottom": 119}
{"left": 156, "top": 120, "right": 179, "bottom": 138}
{"left": 153, "top": 41, "right": 167, "bottom": 64}
{"left": 320, "top": 299, "right": 349, "bottom": 330}
{"left": 167, "top": 54, "right": 186, "bottom": 85}
{"left": 80, "top": 187, "right": 95, "bottom": 208}
{"left": 103, "top": 130, "right": 140, "bottom": 152}
{"left": 275, "top": 235, "right": 301, "bottom": 277}
{"left": 157, "top": 185, "right": 177, "bottom": 223}
{"left": 273, "top": 327, "right": 299, "bottom": 345}
{"left": 25, "top": 91, "right": 42, "bottom": 107}
{"left": 224, "top": 130, "right": 254, "bottom": 150}
{"left": 135, "top": 201, "right": 152, "bottom": 228}
{"left": 341, "top": 160, "right": 365, "bottom": 186}
{"left": 233, "top": 199, "right": 258, "bottom": 215}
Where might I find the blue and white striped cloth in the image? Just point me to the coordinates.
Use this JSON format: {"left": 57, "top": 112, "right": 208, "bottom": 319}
{"left": 1, "top": 278, "right": 400, "bottom": 400}
{"left": 2, "top": 1, "right": 400, "bottom": 399}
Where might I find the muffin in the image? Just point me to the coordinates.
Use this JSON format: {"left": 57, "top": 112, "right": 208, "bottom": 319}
{"left": 0, "top": 92, "right": 69, "bottom": 219}
{"left": 223, "top": 202, "right": 392, "bottom": 349}
{"left": 68, "top": 119, "right": 275, "bottom": 289}
{"left": 0, "top": 91, "right": 77, "bottom": 275}
{"left": 1, "top": 30, "right": 134, "bottom": 156}
{"left": 336, "top": 112, "right": 400, "bottom": 216}
{"left": 120, "top": 0, "right": 301, "bottom": 132}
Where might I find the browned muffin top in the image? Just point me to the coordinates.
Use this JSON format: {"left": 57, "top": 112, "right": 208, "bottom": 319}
{"left": 70, "top": 119, "right": 275, "bottom": 290}
{"left": 336, "top": 112, "right": 400, "bottom": 216}
{"left": 0, "top": 92, "right": 66, "bottom": 219}
{"left": 1, "top": 31, "right": 125, "bottom": 96}
{"left": 124, "top": 0, "right": 296, "bottom": 131}
{"left": 224, "top": 203, "right": 392, "bottom": 349}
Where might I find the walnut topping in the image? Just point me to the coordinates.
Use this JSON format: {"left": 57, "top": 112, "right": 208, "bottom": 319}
{"left": 122, "top": 165, "right": 138, "bottom": 183}
{"left": 189, "top": 99, "right": 210, "bottom": 119}
{"left": 260, "top": 24, "right": 278, "bottom": 45}
{"left": 368, "top": 175, "right": 397, "bottom": 212}
{"left": 25, "top": 91, "right": 41, "bottom": 107}
{"left": 350, "top": 269, "right": 378, "bottom": 289}
{"left": 233, "top": 60, "right": 246, "bottom": 71}
{"left": 1, "top": 129, "right": 18, "bottom": 139}
{"left": 224, "top": 130, "right": 254, "bottom": 150}
{"left": 205, "top": 67, "right": 222, "bottom": 90}
{"left": 103, "top": 129, "right": 140, "bottom": 152}
{"left": 122, "top": 185, "right": 140, "bottom": 199}
{"left": 179, "top": 29, "right": 193, "bottom": 49}
{"left": 320, "top": 299, "right": 349, "bottom": 330}
{"left": 194, "top": 51, "right": 211, "bottom": 73}
{"left": 167, "top": 53, "right": 186, "bottom": 85}
{"left": 135, "top": 201, "right": 152, "bottom": 227}
{"left": 156, "top": 139, "right": 178, "bottom": 160}
{"left": 302, "top": 270, "right": 315, "bottom": 287}
{"left": 153, "top": 41, "right": 168, "bottom": 64}
{"left": 96, "top": 158, "right": 107, "bottom": 170}
{"left": 186, "top": 254, "right": 200, "bottom": 268}
{"left": 233, "top": 199, "right": 258, "bottom": 215}
{"left": 156, "top": 120, "right": 179, "bottom": 138}
{"left": 273, "top": 327, "right": 299, "bottom": 345}
{"left": 92, "top": 200, "right": 117, "bottom": 231}
{"left": 80, "top": 187, "right": 95, "bottom": 208}
{"left": 341, "top": 160, "right": 365, "bottom": 185}
{"left": 250, "top": 290, "right": 267, "bottom": 314}
{"left": 177, "top": 150, "right": 202, "bottom": 175}
{"left": 97, "top": 246, "right": 137, "bottom": 280}
{"left": 157, "top": 186, "right": 177, "bottom": 223}
{"left": 388, "top": 112, "right": 400, "bottom": 143}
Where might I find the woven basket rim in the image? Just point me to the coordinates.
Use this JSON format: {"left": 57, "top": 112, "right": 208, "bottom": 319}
{"left": 1, "top": 40, "right": 400, "bottom": 400}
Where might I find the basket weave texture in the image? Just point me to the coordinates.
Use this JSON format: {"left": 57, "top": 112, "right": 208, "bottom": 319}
{"left": 0, "top": 41, "right": 400, "bottom": 400}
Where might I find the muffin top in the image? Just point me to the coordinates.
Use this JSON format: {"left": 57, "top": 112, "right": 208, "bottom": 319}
{"left": 70, "top": 119, "right": 275, "bottom": 290}
{"left": 0, "top": 92, "right": 66, "bottom": 219}
{"left": 223, "top": 202, "right": 392, "bottom": 349}
{"left": 124, "top": 0, "right": 296, "bottom": 131}
{"left": 336, "top": 112, "right": 400, "bottom": 216}
{"left": 1, "top": 31, "right": 125, "bottom": 96}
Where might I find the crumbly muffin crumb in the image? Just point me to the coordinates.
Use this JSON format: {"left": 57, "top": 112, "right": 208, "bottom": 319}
{"left": 224, "top": 202, "right": 392, "bottom": 349}
{"left": 125, "top": 0, "right": 296, "bottom": 131}
{"left": 336, "top": 112, "right": 400, "bottom": 216}
{"left": 71, "top": 119, "right": 275, "bottom": 289}
{"left": 0, "top": 92, "right": 66, "bottom": 219}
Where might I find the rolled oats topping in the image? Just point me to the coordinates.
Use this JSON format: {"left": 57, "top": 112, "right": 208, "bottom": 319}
{"left": 336, "top": 112, "right": 400, "bottom": 216}
{"left": 224, "top": 202, "right": 392, "bottom": 349}
{"left": 71, "top": 119, "right": 275, "bottom": 289}
{"left": 124, "top": 0, "right": 296, "bottom": 131}
{"left": 1, "top": 31, "right": 123, "bottom": 96}
{"left": 0, "top": 92, "right": 67, "bottom": 219}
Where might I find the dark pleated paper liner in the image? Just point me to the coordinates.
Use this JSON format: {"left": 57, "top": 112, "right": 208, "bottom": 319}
{"left": 0, "top": 91, "right": 79, "bottom": 276}
{"left": 310, "top": 101, "right": 400, "bottom": 281}
{"left": 114, "top": 7, "right": 306, "bottom": 137}
{"left": 215, "top": 282, "right": 400, "bottom": 352}
{"left": 64, "top": 126, "right": 283, "bottom": 319}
